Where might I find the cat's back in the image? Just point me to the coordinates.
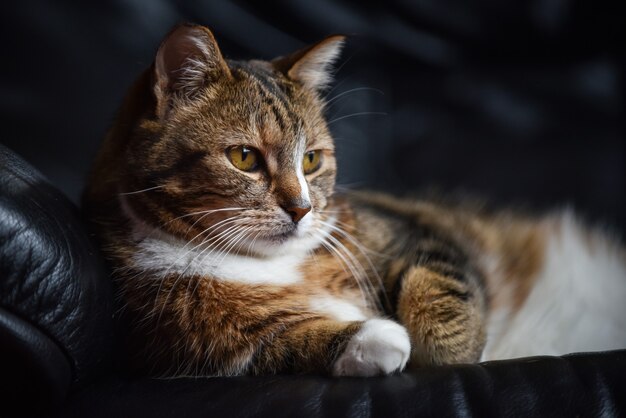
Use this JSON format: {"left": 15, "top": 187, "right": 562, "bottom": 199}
{"left": 343, "top": 192, "right": 626, "bottom": 359}
{"left": 482, "top": 210, "right": 626, "bottom": 359}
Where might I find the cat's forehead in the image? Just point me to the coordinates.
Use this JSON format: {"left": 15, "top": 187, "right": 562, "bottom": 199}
{"left": 227, "top": 61, "right": 304, "bottom": 126}
{"left": 229, "top": 60, "right": 292, "bottom": 101}
{"left": 189, "top": 60, "right": 331, "bottom": 149}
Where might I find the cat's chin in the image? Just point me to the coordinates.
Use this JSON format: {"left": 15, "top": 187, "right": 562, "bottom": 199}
{"left": 261, "top": 230, "right": 296, "bottom": 244}
{"left": 247, "top": 231, "right": 311, "bottom": 257}
{"left": 244, "top": 213, "right": 328, "bottom": 258}
{"left": 248, "top": 235, "right": 319, "bottom": 258}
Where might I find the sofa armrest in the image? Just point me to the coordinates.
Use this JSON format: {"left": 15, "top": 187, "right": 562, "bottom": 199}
{"left": 0, "top": 144, "right": 113, "bottom": 414}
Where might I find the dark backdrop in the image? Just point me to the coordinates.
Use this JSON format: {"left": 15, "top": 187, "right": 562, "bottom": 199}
{"left": 1, "top": 1, "right": 624, "bottom": 231}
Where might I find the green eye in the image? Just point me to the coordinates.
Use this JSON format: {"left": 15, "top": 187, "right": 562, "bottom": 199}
{"left": 228, "top": 145, "right": 259, "bottom": 172}
{"left": 303, "top": 150, "right": 322, "bottom": 174}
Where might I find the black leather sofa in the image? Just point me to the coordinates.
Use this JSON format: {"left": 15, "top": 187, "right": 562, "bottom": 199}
{"left": 1, "top": 1, "right": 624, "bottom": 417}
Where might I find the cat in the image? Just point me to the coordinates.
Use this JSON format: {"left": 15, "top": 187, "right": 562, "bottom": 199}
{"left": 83, "top": 23, "right": 626, "bottom": 377}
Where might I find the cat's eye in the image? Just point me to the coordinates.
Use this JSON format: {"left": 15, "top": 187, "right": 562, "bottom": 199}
{"left": 228, "top": 145, "right": 259, "bottom": 172}
{"left": 303, "top": 150, "right": 322, "bottom": 175}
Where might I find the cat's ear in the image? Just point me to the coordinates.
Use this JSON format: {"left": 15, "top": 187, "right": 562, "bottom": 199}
{"left": 153, "top": 24, "right": 231, "bottom": 119}
{"left": 272, "top": 35, "right": 346, "bottom": 91}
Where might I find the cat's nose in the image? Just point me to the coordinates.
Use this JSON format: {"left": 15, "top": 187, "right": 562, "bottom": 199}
{"left": 282, "top": 202, "right": 312, "bottom": 223}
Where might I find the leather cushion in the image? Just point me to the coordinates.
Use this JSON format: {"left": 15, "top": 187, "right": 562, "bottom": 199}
{"left": 0, "top": 307, "right": 71, "bottom": 414}
{"left": 0, "top": 144, "right": 113, "bottom": 409}
{"left": 56, "top": 349, "right": 626, "bottom": 417}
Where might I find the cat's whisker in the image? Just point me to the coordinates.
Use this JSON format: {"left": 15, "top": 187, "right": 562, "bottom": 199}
{"left": 186, "top": 223, "right": 252, "bottom": 279}
{"left": 319, "top": 218, "right": 389, "bottom": 260}
{"left": 314, "top": 233, "right": 372, "bottom": 309}
{"left": 119, "top": 185, "right": 166, "bottom": 196}
{"left": 325, "top": 216, "right": 354, "bottom": 230}
{"left": 315, "top": 218, "right": 381, "bottom": 308}
{"left": 136, "top": 207, "right": 246, "bottom": 244}
{"left": 137, "top": 206, "right": 244, "bottom": 246}
{"left": 324, "top": 232, "right": 382, "bottom": 311}
{"left": 323, "top": 76, "right": 350, "bottom": 100}
{"left": 331, "top": 48, "right": 360, "bottom": 79}
{"left": 212, "top": 225, "right": 256, "bottom": 268}
{"left": 303, "top": 229, "right": 321, "bottom": 266}
{"left": 334, "top": 182, "right": 366, "bottom": 191}
{"left": 325, "top": 87, "right": 384, "bottom": 107}
{"left": 319, "top": 220, "right": 388, "bottom": 311}
{"left": 244, "top": 228, "right": 264, "bottom": 258}
{"left": 327, "top": 111, "right": 387, "bottom": 125}
{"left": 207, "top": 227, "right": 249, "bottom": 263}
{"left": 311, "top": 231, "right": 349, "bottom": 274}
{"left": 319, "top": 215, "right": 392, "bottom": 259}
{"left": 327, "top": 100, "right": 352, "bottom": 122}
{"left": 186, "top": 207, "right": 245, "bottom": 233}
{"left": 181, "top": 226, "right": 254, "bottom": 310}
{"left": 157, "top": 216, "right": 244, "bottom": 282}
{"left": 311, "top": 229, "right": 373, "bottom": 308}
{"left": 178, "top": 215, "right": 243, "bottom": 256}
{"left": 181, "top": 223, "right": 247, "bottom": 278}
{"left": 317, "top": 209, "right": 350, "bottom": 215}
{"left": 147, "top": 221, "right": 243, "bottom": 311}
{"left": 169, "top": 207, "right": 243, "bottom": 226}
{"left": 152, "top": 222, "right": 248, "bottom": 326}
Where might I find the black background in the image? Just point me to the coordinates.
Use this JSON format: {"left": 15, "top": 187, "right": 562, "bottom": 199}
{"left": 1, "top": 1, "right": 623, "bottom": 232}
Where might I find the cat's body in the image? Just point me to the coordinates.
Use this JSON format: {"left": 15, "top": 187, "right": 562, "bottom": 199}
{"left": 84, "top": 24, "right": 626, "bottom": 377}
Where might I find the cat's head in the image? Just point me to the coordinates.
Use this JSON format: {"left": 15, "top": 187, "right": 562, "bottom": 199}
{"left": 117, "top": 24, "right": 345, "bottom": 256}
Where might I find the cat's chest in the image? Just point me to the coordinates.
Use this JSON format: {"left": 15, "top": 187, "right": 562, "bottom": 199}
{"left": 197, "top": 251, "right": 305, "bottom": 285}
{"left": 132, "top": 235, "right": 305, "bottom": 286}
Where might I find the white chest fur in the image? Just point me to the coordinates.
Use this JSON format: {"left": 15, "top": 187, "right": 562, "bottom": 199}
{"left": 132, "top": 233, "right": 306, "bottom": 285}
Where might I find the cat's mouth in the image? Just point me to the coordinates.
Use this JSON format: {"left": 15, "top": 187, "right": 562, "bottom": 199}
{"left": 240, "top": 215, "right": 323, "bottom": 258}
{"left": 263, "top": 227, "right": 298, "bottom": 243}
{"left": 254, "top": 219, "right": 312, "bottom": 245}
{"left": 258, "top": 212, "right": 314, "bottom": 243}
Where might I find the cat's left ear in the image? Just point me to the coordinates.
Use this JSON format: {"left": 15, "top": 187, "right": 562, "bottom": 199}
{"left": 272, "top": 35, "right": 346, "bottom": 91}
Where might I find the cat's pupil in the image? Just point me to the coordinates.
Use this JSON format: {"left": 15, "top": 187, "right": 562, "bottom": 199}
{"left": 308, "top": 152, "right": 314, "bottom": 163}
{"left": 241, "top": 147, "right": 249, "bottom": 161}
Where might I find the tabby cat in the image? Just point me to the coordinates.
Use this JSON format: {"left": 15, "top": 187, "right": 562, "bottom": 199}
{"left": 83, "top": 24, "right": 626, "bottom": 377}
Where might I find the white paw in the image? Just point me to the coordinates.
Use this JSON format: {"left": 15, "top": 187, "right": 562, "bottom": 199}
{"left": 333, "top": 319, "right": 411, "bottom": 377}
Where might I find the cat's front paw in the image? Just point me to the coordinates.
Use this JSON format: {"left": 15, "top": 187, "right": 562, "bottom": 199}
{"left": 333, "top": 319, "right": 410, "bottom": 377}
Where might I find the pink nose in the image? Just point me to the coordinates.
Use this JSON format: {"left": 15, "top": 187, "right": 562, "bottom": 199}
{"left": 282, "top": 202, "right": 311, "bottom": 223}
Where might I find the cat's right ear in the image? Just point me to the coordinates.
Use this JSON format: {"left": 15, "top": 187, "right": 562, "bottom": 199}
{"left": 153, "top": 24, "right": 231, "bottom": 119}
{"left": 272, "top": 35, "right": 346, "bottom": 92}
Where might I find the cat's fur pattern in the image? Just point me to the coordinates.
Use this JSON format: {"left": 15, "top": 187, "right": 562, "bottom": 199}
{"left": 83, "top": 24, "right": 626, "bottom": 377}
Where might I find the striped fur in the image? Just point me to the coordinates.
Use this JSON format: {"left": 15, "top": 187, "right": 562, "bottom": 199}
{"left": 83, "top": 24, "right": 626, "bottom": 377}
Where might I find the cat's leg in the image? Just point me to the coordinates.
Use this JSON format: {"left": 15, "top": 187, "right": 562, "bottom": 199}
{"left": 254, "top": 317, "right": 410, "bottom": 377}
{"left": 131, "top": 276, "right": 410, "bottom": 376}
{"left": 388, "top": 253, "right": 487, "bottom": 366}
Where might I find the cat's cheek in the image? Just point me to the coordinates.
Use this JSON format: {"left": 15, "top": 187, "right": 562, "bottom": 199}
{"left": 332, "top": 319, "right": 411, "bottom": 377}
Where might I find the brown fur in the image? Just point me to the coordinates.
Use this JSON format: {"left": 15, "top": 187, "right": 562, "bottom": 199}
{"left": 84, "top": 24, "right": 557, "bottom": 376}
